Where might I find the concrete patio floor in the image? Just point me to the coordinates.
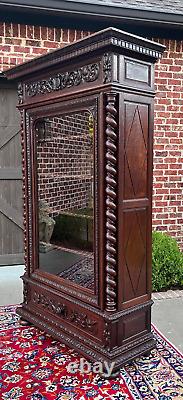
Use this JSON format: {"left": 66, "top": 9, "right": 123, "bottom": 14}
{"left": 0, "top": 265, "right": 24, "bottom": 306}
{"left": 152, "top": 296, "right": 183, "bottom": 353}
{"left": 0, "top": 265, "right": 182, "bottom": 353}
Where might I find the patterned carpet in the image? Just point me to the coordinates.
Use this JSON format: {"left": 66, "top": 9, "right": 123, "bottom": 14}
{"left": 0, "top": 305, "right": 183, "bottom": 399}
{"left": 59, "top": 257, "right": 94, "bottom": 289}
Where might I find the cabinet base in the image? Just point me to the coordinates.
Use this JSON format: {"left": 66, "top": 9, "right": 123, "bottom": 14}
{"left": 17, "top": 304, "right": 156, "bottom": 375}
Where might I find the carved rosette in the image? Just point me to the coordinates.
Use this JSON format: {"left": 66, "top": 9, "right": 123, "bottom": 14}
{"left": 105, "top": 93, "right": 118, "bottom": 312}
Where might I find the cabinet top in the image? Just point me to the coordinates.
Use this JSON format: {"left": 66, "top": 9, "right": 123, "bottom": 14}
{"left": 5, "top": 27, "right": 165, "bottom": 81}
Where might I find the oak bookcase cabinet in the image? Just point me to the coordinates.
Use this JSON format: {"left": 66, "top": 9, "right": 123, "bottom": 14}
{"left": 6, "top": 28, "right": 165, "bottom": 374}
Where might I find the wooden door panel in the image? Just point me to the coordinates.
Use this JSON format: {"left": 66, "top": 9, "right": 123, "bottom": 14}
{"left": 0, "top": 85, "right": 23, "bottom": 265}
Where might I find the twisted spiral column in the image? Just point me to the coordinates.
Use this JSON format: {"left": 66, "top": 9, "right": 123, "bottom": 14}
{"left": 105, "top": 93, "right": 118, "bottom": 312}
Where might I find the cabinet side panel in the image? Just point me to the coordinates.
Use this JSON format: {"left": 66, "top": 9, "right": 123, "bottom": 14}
{"left": 118, "top": 94, "right": 153, "bottom": 307}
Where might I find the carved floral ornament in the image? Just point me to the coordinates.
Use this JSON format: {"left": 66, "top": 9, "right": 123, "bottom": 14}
{"left": 32, "top": 291, "right": 98, "bottom": 333}
{"left": 18, "top": 83, "right": 24, "bottom": 104}
{"left": 17, "top": 54, "right": 114, "bottom": 103}
{"left": 103, "top": 53, "right": 112, "bottom": 83}
{"left": 24, "top": 62, "right": 100, "bottom": 98}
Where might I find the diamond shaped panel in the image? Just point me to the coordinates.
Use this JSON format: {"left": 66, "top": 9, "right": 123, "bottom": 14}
{"left": 123, "top": 209, "right": 147, "bottom": 301}
{"left": 124, "top": 102, "right": 148, "bottom": 199}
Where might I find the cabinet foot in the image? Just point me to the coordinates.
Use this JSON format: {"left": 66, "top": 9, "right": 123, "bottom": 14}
{"left": 100, "top": 368, "right": 121, "bottom": 380}
{"left": 19, "top": 318, "right": 32, "bottom": 326}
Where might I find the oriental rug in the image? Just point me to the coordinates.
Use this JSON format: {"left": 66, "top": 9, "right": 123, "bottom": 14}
{"left": 0, "top": 305, "right": 183, "bottom": 400}
{"left": 59, "top": 256, "right": 94, "bottom": 290}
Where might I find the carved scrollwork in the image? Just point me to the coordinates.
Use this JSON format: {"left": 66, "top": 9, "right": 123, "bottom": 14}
{"left": 23, "top": 281, "right": 28, "bottom": 304}
{"left": 70, "top": 311, "right": 97, "bottom": 331}
{"left": 103, "top": 53, "right": 112, "bottom": 83}
{"left": 103, "top": 322, "right": 111, "bottom": 350}
{"left": 25, "top": 63, "right": 100, "bottom": 98}
{"left": 105, "top": 93, "right": 118, "bottom": 312}
{"left": 33, "top": 292, "right": 67, "bottom": 317}
{"left": 18, "top": 83, "right": 23, "bottom": 104}
{"left": 32, "top": 291, "right": 97, "bottom": 333}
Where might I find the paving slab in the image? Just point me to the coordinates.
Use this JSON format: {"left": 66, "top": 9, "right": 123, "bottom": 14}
{"left": 152, "top": 297, "right": 183, "bottom": 353}
{"left": 0, "top": 265, "right": 24, "bottom": 306}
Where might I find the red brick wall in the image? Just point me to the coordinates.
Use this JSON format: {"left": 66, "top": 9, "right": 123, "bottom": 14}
{"left": 153, "top": 39, "right": 183, "bottom": 249}
{"left": 0, "top": 22, "right": 182, "bottom": 248}
{"left": 0, "top": 23, "right": 91, "bottom": 69}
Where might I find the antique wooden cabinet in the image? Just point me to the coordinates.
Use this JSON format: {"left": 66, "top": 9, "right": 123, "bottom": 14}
{"left": 6, "top": 28, "right": 165, "bottom": 374}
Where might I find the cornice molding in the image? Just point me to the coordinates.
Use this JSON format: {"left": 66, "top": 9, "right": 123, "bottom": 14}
{"left": 5, "top": 28, "right": 165, "bottom": 81}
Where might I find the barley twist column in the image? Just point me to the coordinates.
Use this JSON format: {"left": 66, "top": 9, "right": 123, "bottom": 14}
{"left": 105, "top": 93, "right": 118, "bottom": 312}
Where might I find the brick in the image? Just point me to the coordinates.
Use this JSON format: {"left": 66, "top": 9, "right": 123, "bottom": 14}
{"left": 31, "top": 48, "right": 47, "bottom": 55}
{"left": 47, "top": 28, "right": 54, "bottom": 41}
{"left": 5, "top": 38, "right": 22, "bottom": 45}
{"left": 156, "top": 213, "right": 169, "bottom": 219}
{"left": 12, "top": 24, "right": 18, "bottom": 37}
{"left": 76, "top": 30, "right": 83, "bottom": 40}
{"left": 168, "top": 79, "right": 182, "bottom": 85}
{"left": 5, "top": 23, "right": 13, "bottom": 37}
{"left": 155, "top": 151, "right": 168, "bottom": 157}
{"left": 69, "top": 29, "right": 76, "bottom": 42}
{"left": 55, "top": 28, "right": 61, "bottom": 42}
{"left": 34, "top": 26, "right": 41, "bottom": 40}
{"left": 40, "top": 26, "right": 47, "bottom": 40}
{"left": 19, "top": 24, "right": 26, "bottom": 37}
{"left": 166, "top": 92, "right": 181, "bottom": 98}
{"left": 0, "top": 23, "right": 4, "bottom": 36}
{"left": 156, "top": 202, "right": 168, "bottom": 208}
{"left": 13, "top": 46, "right": 31, "bottom": 53}
{"left": 62, "top": 29, "right": 69, "bottom": 42}
{"left": 0, "top": 45, "right": 11, "bottom": 52}
{"left": 160, "top": 58, "right": 174, "bottom": 65}
{"left": 174, "top": 59, "right": 183, "bottom": 65}
{"left": 169, "top": 65, "right": 182, "bottom": 72}
{"left": 26, "top": 39, "right": 40, "bottom": 47}
{"left": 26, "top": 25, "right": 34, "bottom": 39}
{"left": 9, "top": 57, "right": 17, "bottom": 65}
{"left": 152, "top": 220, "right": 163, "bottom": 225}
{"left": 43, "top": 41, "right": 59, "bottom": 48}
{"left": 158, "top": 72, "right": 172, "bottom": 78}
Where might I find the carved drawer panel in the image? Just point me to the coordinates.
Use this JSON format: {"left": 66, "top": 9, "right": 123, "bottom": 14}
{"left": 29, "top": 283, "right": 103, "bottom": 342}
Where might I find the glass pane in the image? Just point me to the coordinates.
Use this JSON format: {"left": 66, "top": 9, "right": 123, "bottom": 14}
{"left": 36, "top": 110, "right": 95, "bottom": 292}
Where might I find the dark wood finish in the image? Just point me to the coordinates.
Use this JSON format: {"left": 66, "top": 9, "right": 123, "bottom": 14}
{"left": 0, "top": 84, "right": 23, "bottom": 266}
{"left": 5, "top": 28, "right": 165, "bottom": 372}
